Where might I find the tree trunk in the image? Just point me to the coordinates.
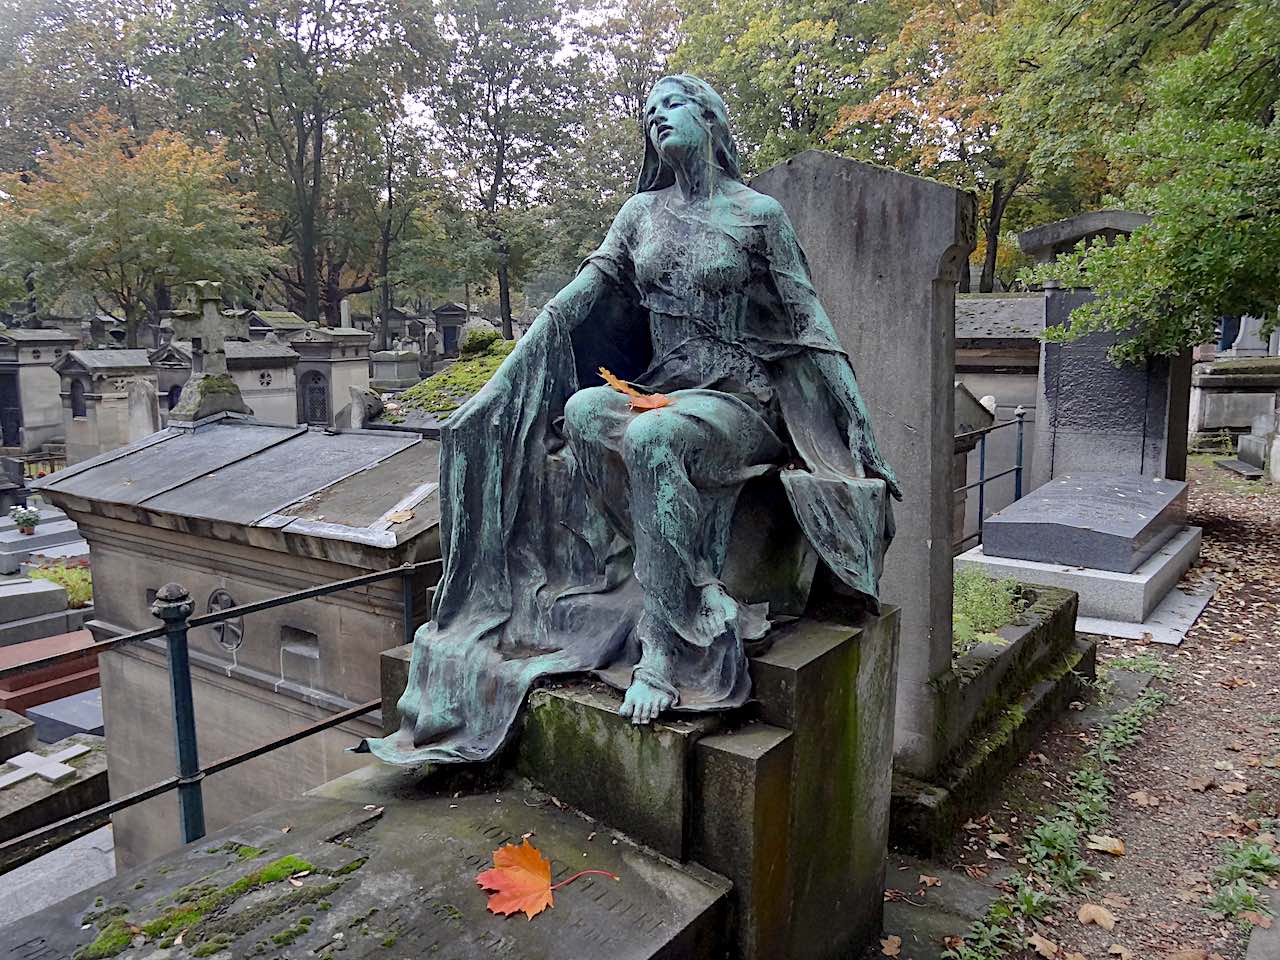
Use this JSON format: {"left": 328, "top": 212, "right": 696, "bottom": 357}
{"left": 496, "top": 243, "right": 513, "bottom": 340}
{"left": 958, "top": 265, "right": 971, "bottom": 293}
{"left": 301, "top": 107, "right": 325, "bottom": 324}
{"left": 980, "top": 182, "right": 1008, "bottom": 294}
{"left": 378, "top": 156, "right": 394, "bottom": 351}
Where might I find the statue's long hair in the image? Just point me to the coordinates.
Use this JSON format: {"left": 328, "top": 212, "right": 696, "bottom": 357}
{"left": 636, "top": 75, "right": 742, "bottom": 194}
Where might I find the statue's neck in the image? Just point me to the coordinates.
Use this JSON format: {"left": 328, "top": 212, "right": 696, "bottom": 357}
{"left": 671, "top": 148, "right": 720, "bottom": 202}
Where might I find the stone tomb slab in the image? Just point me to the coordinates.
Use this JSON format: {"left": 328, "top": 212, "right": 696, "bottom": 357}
{"left": 6, "top": 766, "right": 729, "bottom": 960}
{"left": 983, "top": 474, "right": 1187, "bottom": 573}
{"left": 0, "top": 732, "right": 106, "bottom": 845}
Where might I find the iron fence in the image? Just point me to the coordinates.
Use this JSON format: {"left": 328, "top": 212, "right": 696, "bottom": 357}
{"left": 954, "top": 406, "right": 1027, "bottom": 550}
{"left": 0, "top": 559, "right": 440, "bottom": 866}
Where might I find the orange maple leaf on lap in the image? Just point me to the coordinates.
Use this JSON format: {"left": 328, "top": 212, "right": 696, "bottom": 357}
{"left": 599, "top": 366, "right": 672, "bottom": 411}
{"left": 476, "top": 839, "right": 619, "bottom": 920}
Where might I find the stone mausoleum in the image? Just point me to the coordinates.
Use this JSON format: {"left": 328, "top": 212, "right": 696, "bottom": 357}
{"left": 34, "top": 413, "right": 441, "bottom": 867}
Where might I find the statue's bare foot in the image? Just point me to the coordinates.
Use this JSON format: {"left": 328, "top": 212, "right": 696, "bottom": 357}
{"left": 619, "top": 679, "right": 676, "bottom": 725}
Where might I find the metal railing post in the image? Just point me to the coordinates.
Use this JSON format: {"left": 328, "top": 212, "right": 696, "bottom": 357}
{"left": 1014, "top": 405, "right": 1026, "bottom": 501}
{"left": 977, "top": 432, "right": 987, "bottom": 541}
{"left": 151, "top": 583, "right": 206, "bottom": 844}
{"left": 401, "top": 564, "right": 415, "bottom": 646}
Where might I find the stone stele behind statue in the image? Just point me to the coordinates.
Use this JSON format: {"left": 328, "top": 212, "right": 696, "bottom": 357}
{"left": 361, "top": 75, "right": 900, "bottom": 766}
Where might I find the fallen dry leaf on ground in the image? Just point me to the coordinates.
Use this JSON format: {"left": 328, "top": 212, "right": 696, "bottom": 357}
{"left": 918, "top": 874, "right": 941, "bottom": 887}
{"left": 1164, "top": 951, "right": 1208, "bottom": 960}
{"left": 1239, "top": 910, "right": 1272, "bottom": 928}
{"left": 1220, "top": 780, "right": 1247, "bottom": 794}
{"left": 1078, "top": 903, "right": 1117, "bottom": 930}
{"left": 1127, "top": 789, "right": 1159, "bottom": 807}
{"left": 1086, "top": 835, "right": 1126, "bottom": 856}
{"left": 1108, "top": 946, "right": 1133, "bottom": 959}
{"left": 1027, "top": 931, "right": 1059, "bottom": 957}
{"left": 384, "top": 509, "right": 414, "bottom": 523}
{"left": 880, "top": 934, "right": 901, "bottom": 956}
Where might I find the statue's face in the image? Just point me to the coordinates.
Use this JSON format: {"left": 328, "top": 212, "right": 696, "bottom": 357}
{"left": 644, "top": 82, "right": 709, "bottom": 161}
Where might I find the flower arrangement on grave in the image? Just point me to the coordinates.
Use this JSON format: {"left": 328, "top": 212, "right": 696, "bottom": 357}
{"left": 8, "top": 505, "right": 39, "bottom": 535}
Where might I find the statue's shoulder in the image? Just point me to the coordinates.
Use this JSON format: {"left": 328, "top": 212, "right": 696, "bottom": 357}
{"left": 724, "top": 182, "right": 789, "bottom": 226}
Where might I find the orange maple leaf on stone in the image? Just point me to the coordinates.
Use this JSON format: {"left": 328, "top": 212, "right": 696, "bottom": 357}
{"left": 599, "top": 366, "right": 672, "bottom": 411}
{"left": 476, "top": 839, "right": 618, "bottom": 921}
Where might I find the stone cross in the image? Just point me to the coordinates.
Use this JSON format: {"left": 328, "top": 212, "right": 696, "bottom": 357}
{"left": 170, "top": 281, "right": 248, "bottom": 377}
{"left": 0, "top": 744, "right": 91, "bottom": 789}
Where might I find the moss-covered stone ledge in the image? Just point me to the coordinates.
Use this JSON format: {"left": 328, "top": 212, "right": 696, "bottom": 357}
{"left": 892, "top": 636, "right": 1097, "bottom": 856}
{"left": 934, "top": 584, "right": 1079, "bottom": 765}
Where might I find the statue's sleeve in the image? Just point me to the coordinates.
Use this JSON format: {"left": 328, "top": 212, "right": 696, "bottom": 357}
{"left": 761, "top": 200, "right": 902, "bottom": 500}
{"left": 580, "top": 197, "right": 641, "bottom": 301}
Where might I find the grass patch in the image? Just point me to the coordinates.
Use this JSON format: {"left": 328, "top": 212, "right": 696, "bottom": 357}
{"left": 953, "top": 568, "right": 1024, "bottom": 658}
{"left": 1104, "top": 652, "right": 1174, "bottom": 681}
{"left": 396, "top": 338, "right": 514, "bottom": 416}
{"left": 944, "top": 687, "right": 1169, "bottom": 960}
{"left": 1207, "top": 835, "right": 1280, "bottom": 926}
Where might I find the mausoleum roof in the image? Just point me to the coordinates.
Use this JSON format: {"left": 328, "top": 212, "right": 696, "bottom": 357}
{"left": 54, "top": 349, "right": 153, "bottom": 373}
{"left": 0, "top": 327, "right": 78, "bottom": 344}
{"left": 955, "top": 295, "right": 1044, "bottom": 341}
{"left": 33, "top": 415, "right": 440, "bottom": 555}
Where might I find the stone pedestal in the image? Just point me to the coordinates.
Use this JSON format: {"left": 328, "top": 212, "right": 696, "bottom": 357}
{"left": 382, "top": 608, "right": 901, "bottom": 960}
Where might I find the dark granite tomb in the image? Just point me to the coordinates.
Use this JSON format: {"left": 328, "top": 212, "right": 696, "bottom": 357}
{"left": 982, "top": 475, "right": 1187, "bottom": 573}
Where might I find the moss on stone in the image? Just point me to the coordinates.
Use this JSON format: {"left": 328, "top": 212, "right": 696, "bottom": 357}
{"left": 73, "top": 918, "right": 133, "bottom": 960}
{"left": 139, "top": 854, "right": 315, "bottom": 940}
{"left": 382, "top": 933, "right": 400, "bottom": 947}
{"left": 953, "top": 568, "right": 1024, "bottom": 657}
{"left": 191, "top": 933, "right": 233, "bottom": 957}
{"left": 331, "top": 855, "right": 368, "bottom": 876}
{"left": 397, "top": 340, "right": 514, "bottom": 415}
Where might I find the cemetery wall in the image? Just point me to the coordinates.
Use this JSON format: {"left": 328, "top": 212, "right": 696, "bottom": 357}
{"left": 101, "top": 649, "right": 375, "bottom": 869}
{"left": 70, "top": 511, "right": 416, "bottom": 866}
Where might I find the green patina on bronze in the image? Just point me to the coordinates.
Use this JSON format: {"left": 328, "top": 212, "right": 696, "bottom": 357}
{"left": 363, "top": 76, "right": 899, "bottom": 767}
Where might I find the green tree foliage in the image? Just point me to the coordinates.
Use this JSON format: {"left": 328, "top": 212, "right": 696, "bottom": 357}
{"left": 1026, "top": 0, "right": 1280, "bottom": 361}
{"left": 167, "top": 0, "right": 437, "bottom": 324}
{"left": 429, "top": 0, "right": 586, "bottom": 338}
{"left": 0, "top": 112, "right": 278, "bottom": 346}
{"left": 674, "top": 0, "right": 900, "bottom": 173}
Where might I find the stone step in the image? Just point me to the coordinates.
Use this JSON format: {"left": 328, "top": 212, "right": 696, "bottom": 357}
{"left": 0, "top": 520, "right": 79, "bottom": 550}
{"left": 0, "top": 610, "right": 78, "bottom": 648}
{"left": 0, "top": 520, "right": 84, "bottom": 574}
{"left": 23, "top": 540, "right": 90, "bottom": 565}
{"left": 890, "top": 636, "right": 1098, "bottom": 856}
{"left": 0, "top": 710, "right": 36, "bottom": 764}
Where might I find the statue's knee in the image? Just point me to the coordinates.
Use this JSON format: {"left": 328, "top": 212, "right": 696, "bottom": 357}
{"left": 623, "top": 411, "right": 685, "bottom": 468}
{"left": 563, "top": 387, "right": 611, "bottom": 442}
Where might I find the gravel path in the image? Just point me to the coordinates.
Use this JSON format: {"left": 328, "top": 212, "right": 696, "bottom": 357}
{"left": 934, "top": 459, "right": 1280, "bottom": 960}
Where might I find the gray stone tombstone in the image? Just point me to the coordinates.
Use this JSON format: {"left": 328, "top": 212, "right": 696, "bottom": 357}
{"left": 983, "top": 474, "right": 1187, "bottom": 573}
{"left": 1225, "top": 315, "right": 1271, "bottom": 357}
{"left": 754, "top": 150, "right": 976, "bottom": 777}
{"left": 1033, "top": 286, "right": 1190, "bottom": 487}
{"left": 126, "top": 378, "right": 160, "bottom": 441}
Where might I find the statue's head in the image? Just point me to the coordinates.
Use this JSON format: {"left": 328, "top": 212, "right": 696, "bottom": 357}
{"left": 637, "top": 75, "right": 741, "bottom": 193}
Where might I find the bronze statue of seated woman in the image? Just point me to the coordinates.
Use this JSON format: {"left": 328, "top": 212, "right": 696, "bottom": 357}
{"left": 362, "top": 75, "right": 899, "bottom": 766}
